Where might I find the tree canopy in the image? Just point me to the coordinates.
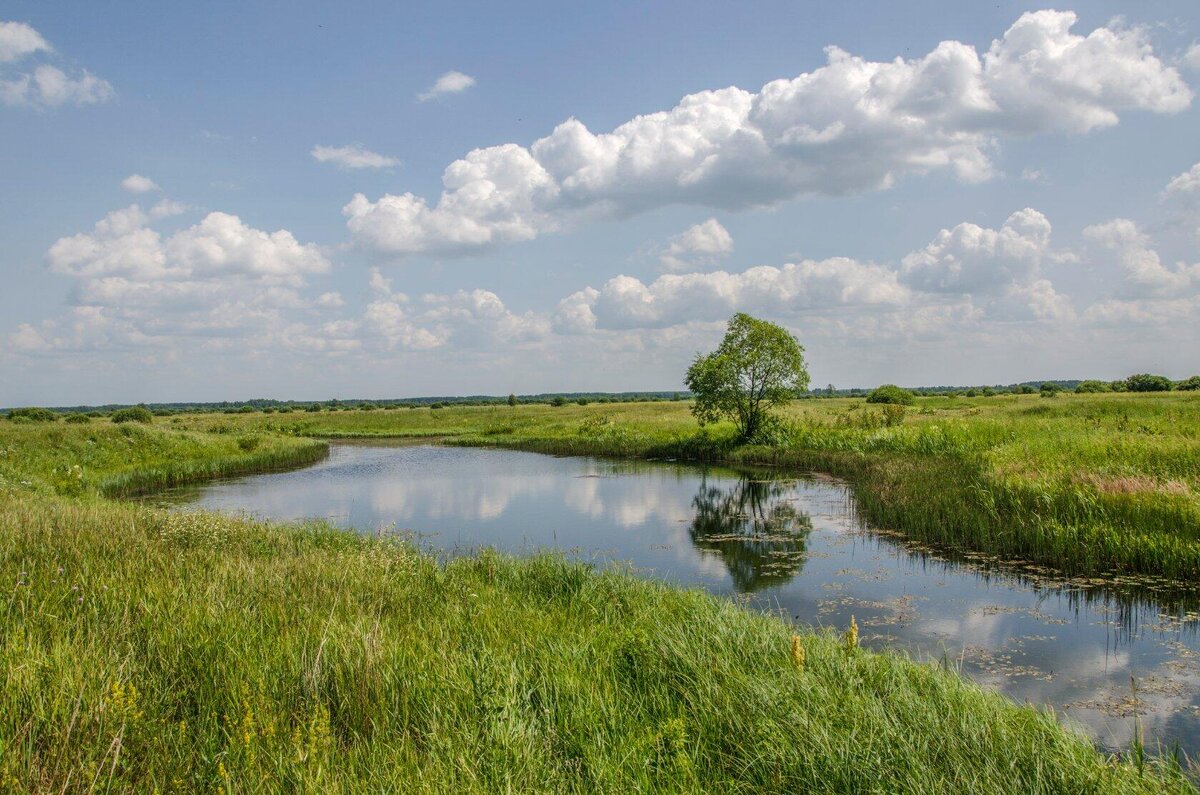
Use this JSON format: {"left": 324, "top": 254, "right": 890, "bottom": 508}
{"left": 685, "top": 313, "right": 809, "bottom": 441}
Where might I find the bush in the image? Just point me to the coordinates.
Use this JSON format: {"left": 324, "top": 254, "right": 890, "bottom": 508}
{"left": 866, "top": 384, "right": 914, "bottom": 406}
{"left": 236, "top": 405, "right": 256, "bottom": 413}
{"left": 6, "top": 407, "right": 58, "bottom": 422}
{"left": 1014, "top": 385, "right": 1036, "bottom": 395}
{"left": 1108, "top": 380, "right": 1127, "bottom": 392}
{"left": 111, "top": 407, "right": 153, "bottom": 424}
{"left": 64, "top": 413, "right": 91, "bottom": 424}
{"left": 980, "top": 387, "right": 996, "bottom": 397}
{"left": 305, "top": 404, "right": 322, "bottom": 412}
{"left": 551, "top": 396, "right": 567, "bottom": 407}
{"left": 1074, "top": 380, "right": 1110, "bottom": 394}
{"left": 1174, "top": 375, "right": 1200, "bottom": 392}
{"left": 1125, "top": 373, "right": 1173, "bottom": 393}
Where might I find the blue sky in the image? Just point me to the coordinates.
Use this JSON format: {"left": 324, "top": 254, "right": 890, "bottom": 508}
{"left": 2, "top": 1, "right": 1200, "bottom": 405}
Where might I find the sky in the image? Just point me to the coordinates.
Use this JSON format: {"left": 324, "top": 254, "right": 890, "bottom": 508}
{"left": 2, "top": 1, "right": 1200, "bottom": 405}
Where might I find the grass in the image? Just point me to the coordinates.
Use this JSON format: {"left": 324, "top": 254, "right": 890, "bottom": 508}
{"left": 1, "top": 400, "right": 1198, "bottom": 789}
{"left": 1, "top": 493, "right": 1192, "bottom": 792}
{"left": 169, "top": 393, "right": 1200, "bottom": 584}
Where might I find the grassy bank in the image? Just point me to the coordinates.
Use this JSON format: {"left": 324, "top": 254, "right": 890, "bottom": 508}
{"left": 1, "top": 491, "right": 1192, "bottom": 792}
{"left": 172, "top": 393, "right": 1200, "bottom": 584}
{"left": 0, "top": 421, "right": 327, "bottom": 498}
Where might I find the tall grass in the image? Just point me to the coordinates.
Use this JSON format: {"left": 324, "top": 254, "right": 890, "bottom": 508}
{"left": 0, "top": 493, "right": 1191, "bottom": 792}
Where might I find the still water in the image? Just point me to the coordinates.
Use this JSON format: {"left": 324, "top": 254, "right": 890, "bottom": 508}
{"left": 151, "top": 442, "right": 1200, "bottom": 756}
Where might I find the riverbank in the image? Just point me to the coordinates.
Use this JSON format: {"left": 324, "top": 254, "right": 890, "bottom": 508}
{"left": 0, "top": 417, "right": 1195, "bottom": 789}
{"left": 173, "top": 393, "right": 1200, "bottom": 584}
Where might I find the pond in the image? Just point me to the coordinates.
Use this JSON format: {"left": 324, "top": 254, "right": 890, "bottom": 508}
{"left": 149, "top": 442, "right": 1200, "bottom": 757}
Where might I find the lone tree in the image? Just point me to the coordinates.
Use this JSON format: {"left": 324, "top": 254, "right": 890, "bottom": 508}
{"left": 685, "top": 313, "right": 809, "bottom": 441}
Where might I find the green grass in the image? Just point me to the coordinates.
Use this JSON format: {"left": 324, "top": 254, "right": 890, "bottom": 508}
{"left": 1, "top": 400, "right": 1198, "bottom": 789}
{"left": 169, "top": 393, "right": 1200, "bottom": 584}
{"left": 1, "top": 493, "right": 1191, "bottom": 792}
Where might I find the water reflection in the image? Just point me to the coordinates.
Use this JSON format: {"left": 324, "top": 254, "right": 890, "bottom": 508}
{"left": 147, "top": 443, "right": 1200, "bottom": 758}
{"left": 689, "top": 477, "right": 812, "bottom": 592}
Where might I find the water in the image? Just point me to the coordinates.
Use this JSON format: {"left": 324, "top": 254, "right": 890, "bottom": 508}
{"left": 150, "top": 442, "right": 1200, "bottom": 756}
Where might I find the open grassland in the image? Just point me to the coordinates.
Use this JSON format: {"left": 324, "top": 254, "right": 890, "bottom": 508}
{"left": 169, "top": 392, "right": 1200, "bottom": 584}
{"left": 1, "top": 491, "right": 1192, "bottom": 792}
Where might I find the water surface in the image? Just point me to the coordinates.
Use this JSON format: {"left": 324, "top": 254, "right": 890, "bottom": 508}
{"left": 151, "top": 442, "right": 1200, "bottom": 756}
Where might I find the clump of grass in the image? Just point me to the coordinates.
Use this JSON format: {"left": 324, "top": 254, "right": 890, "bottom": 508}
{"left": 0, "top": 494, "right": 1191, "bottom": 792}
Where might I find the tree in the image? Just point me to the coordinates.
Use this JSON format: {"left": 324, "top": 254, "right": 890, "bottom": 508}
{"left": 866, "top": 384, "right": 914, "bottom": 406}
{"left": 1177, "top": 376, "right": 1200, "bottom": 392}
{"left": 507, "top": 393, "right": 518, "bottom": 407}
{"left": 1075, "top": 380, "right": 1111, "bottom": 393}
{"left": 1125, "top": 373, "right": 1173, "bottom": 392}
{"left": 685, "top": 313, "right": 809, "bottom": 441}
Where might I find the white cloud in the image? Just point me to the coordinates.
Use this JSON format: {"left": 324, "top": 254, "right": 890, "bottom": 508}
{"left": 0, "top": 20, "right": 49, "bottom": 63}
{"left": 311, "top": 144, "right": 400, "bottom": 169}
{"left": 1082, "top": 218, "right": 1200, "bottom": 297}
{"left": 121, "top": 174, "right": 160, "bottom": 193}
{"left": 659, "top": 218, "right": 733, "bottom": 272}
{"left": 555, "top": 258, "right": 910, "bottom": 332}
{"left": 900, "top": 208, "right": 1054, "bottom": 295}
{"left": 417, "top": 70, "right": 476, "bottom": 102}
{"left": 1, "top": 64, "right": 113, "bottom": 107}
{"left": 347, "top": 11, "right": 1190, "bottom": 257}
{"left": 1184, "top": 43, "right": 1200, "bottom": 71}
{"left": 12, "top": 205, "right": 336, "bottom": 355}
{"left": 1165, "top": 161, "right": 1200, "bottom": 196}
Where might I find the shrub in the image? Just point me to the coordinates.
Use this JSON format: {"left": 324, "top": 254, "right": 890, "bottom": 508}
{"left": 980, "top": 387, "right": 995, "bottom": 397}
{"left": 576, "top": 398, "right": 590, "bottom": 406}
{"left": 111, "top": 406, "right": 153, "bottom": 424}
{"left": 1125, "top": 373, "right": 1173, "bottom": 393}
{"left": 1174, "top": 375, "right": 1200, "bottom": 391}
{"left": 881, "top": 404, "right": 906, "bottom": 427}
{"left": 1014, "top": 385, "right": 1036, "bottom": 395}
{"left": 551, "top": 396, "right": 567, "bottom": 407}
{"left": 866, "top": 384, "right": 914, "bottom": 406}
{"left": 64, "top": 413, "right": 91, "bottom": 424}
{"left": 1074, "top": 380, "right": 1110, "bottom": 393}
{"left": 965, "top": 389, "right": 977, "bottom": 398}
{"left": 1108, "top": 380, "right": 1127, "bottom": 392}
{"left": 236, "top": 405, "right": 255, "bottom": 413}
{"left": 305, "top": 404, "right": 322, "bottom": 412}
{"left": 1039, "top": 383, "right": 1060, "bottom": 398}
{"left": 6, "top": 407, "right": 58, "bottom": 422}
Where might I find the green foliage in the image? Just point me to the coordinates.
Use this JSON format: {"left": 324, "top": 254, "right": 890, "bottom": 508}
{"left": 686, "top": 313, "right": 809, "bottom": 441}
{"left": 111, "top": 406, "right": 154, "bottom": 424}
{"left": 1075, "top": 380, "right": 1111, "bottom": 394}
{"left": 1176, "top": 376, "right": 1200, "bottom": 392}
{"left": 1126, "top": 373, "right": 1174, "bottom": 393}
{"left": 5, "top": 407, "right": 58, "bottom": 422}
{"left": 551, "top": 396, "right": 567, "bottom": 407}
{"left": 867, "top": 385, "right": 915, "bottom": 406}
{"left": 63, "top": 413, "right": 91, "bottom": 424}
{"left": 508, "top": 393, "right": 518, "bottom": 407}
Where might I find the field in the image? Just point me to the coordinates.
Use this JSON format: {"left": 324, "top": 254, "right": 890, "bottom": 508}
{"left": 0, "top": 394, "right": 1197, "bottom": 790}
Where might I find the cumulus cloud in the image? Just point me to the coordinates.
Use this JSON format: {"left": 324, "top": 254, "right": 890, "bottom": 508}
{"left": 900, "top": 208, "right": 1054, "bottom": 294}
{"left": 1083, "top": 218, "right": 1200, "bottom": 297}
{"left": 11, "top": 205, "right": 336, "bottom": 355}
{"left": 347, "top": 11, "right": 1190, "bottom": 256}
{"left": 554, "top": 258, "right": 910, "bottom": 332}
{"left": 120, "top": 174, "right": 160, "bottom": 193}
{"left": 0, "top": 20, "right": 49, "bottom": 63}
{"left": 1184, "top": 43, "right": 1200, "bottom": 71}
{"left": 311, "top": 144, "right": 400, "bottom": 169}
{"left": 659, "top": 218, "right": 733, "bottom": 271}
{"left": 1165, "top": 161, "right": 1200, "bottom": 196}
{"left": 417, "top": 70, "right": 475, "bottom": 102}
{"left": 1, "top": 64, "right": 113, "bottom": 107}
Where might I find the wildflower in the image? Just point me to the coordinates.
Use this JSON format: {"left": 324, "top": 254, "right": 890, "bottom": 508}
{"left": 790, "top": 635, "right": 805, "bottom": 673}
{"left": 844, "top": 615, "right": 859, "bottom": 654}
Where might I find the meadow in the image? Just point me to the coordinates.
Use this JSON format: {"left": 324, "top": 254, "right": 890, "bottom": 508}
{"left": 0, "top": 394, "right": 1198, "bottom": 790}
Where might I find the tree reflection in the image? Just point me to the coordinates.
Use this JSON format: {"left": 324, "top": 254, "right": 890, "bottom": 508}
{"left": 688, "top": 474, "right": 813, "bottom": 592}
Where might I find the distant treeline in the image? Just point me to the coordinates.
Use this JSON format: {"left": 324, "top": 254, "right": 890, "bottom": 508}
{"left": 4, "top": 375, "right": 1197, "bottom": 417}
